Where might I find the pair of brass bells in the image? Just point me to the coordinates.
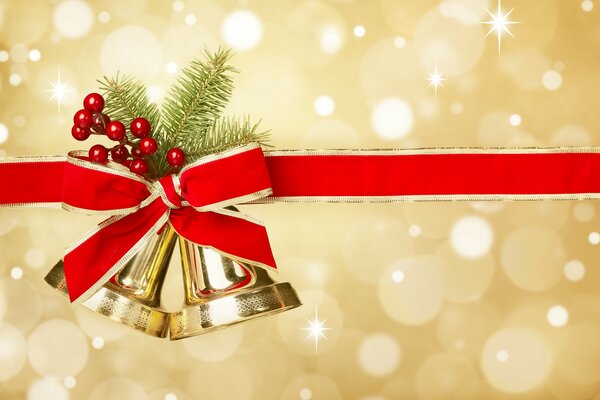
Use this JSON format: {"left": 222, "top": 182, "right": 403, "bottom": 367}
{"left": 44, "top": 225, "right": 301, "bottom": 340}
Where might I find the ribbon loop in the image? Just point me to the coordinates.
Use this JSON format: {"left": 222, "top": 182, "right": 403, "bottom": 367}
{"left": 62, "top": 152, "right": 151, "bottom": 215}
{"left": 180, "top": 143, "right": 274, "bottom": 211}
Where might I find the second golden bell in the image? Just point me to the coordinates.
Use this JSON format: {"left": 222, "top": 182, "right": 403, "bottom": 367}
{"left": 44, "top": 224, "right": 302, "bottom": 340}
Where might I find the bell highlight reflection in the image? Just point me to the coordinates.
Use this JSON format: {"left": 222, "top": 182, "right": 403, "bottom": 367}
{"left": 170, "top": 237, "right": 302, "bottom": 340}
{"left": 44, "top": 225, "right": 177, "bottom": 338}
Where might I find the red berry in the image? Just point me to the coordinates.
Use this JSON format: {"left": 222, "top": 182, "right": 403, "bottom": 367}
{"left": 73, "top": 109, "right": 92, "bottom": 130}
{"left": 92, "top": 113, "right": 110, "bottom": 131}
{"left": 83, "top": 93, "right": 105, "bottom": 113}
{"left": 89, "top": 144, "right": 108, "bottom": 163}
{"left": 130, "top": 118, "right": 151, "bottom": 138}
{"left": 106, "top": 121, "right": 126, "bottom": 141}
{"left": 139, "top": 137, "right": 157, "bottom": 155}
{"left": 110, "top": 145, "right": 129, "bottom": 162}
{"left": 131, "top": 147, "right": 143, "bottom": 158}
{"left": 71, "top": 125, "right": 90, "bottom": 141}
{"left": 166, "top": 147, "right": 185, "bottom": 167}
{"left": 130, "top": 159, "right": 149, "bottom": 175}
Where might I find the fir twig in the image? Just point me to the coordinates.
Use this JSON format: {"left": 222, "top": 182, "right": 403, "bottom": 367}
{"left": 155, "top": 47, "right": 236, "bottom": 174}
{"left": 188, "top": 116, "right": 271, "bottom": 159}
{"left": 98, "top": 73, "right": 162, "bottom": 176}
{"left": 97, "top": 73, "right": 161, "bottom": 140}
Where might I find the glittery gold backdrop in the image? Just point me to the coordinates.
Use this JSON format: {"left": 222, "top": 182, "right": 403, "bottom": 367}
{"left": 1, "top": 0, "right": 600, "bottom": 399}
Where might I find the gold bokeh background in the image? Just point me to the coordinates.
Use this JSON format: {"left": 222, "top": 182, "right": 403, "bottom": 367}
{"left": 1, "top": 0, "right": 600, "bottom": 399}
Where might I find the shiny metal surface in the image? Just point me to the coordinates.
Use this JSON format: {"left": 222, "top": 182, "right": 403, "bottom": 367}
{"left": 170, "top": 237, "right": 302, "bottom": 340}
{"left": 44, "top": 225, "right": 177, "bottom": 338}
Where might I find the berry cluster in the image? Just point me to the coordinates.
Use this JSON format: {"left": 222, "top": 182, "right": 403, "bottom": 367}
{"left": 72, "top": 93, "right": 186, "bottom": 176}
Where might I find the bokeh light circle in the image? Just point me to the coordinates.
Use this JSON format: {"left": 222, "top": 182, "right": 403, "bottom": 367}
{"left": 182, "top": 324, "right": 243, "bottom": 362}
{"left": 0, "top": 277, "right": 43, "bottom": 332}
{"left": 371, "top": 97, "right": 414, "bottom": 140}
{"left": 74, "top": 308, "right": 128, "bottom": 342}
{"left": 555, "top": 323, "right": 600, "bottom": 386}
{"left": 416, "top": 353, "right": 478, "bottom": 400}
{"left": 436, "top": 242, "right": 495, "bottom": 303}
{"left": 379, "top": 256, "right": 443, "bottom": 325}
{"left": 550, "top": 124, "right": 592, "bottom": 146}
{"left": 435, "top": 302, "right": 497, "bottom": 359}
{"left": 501, "top": 226, "right": 566, "bottom": 292}
{"left": 162, "top": 25, "right": 218, "bottom": 67}
{"left": 314, "top": 95, "right": 335, "bottom": 116}
{"left": 101, "top": 26, "right": 162, "bottom": 79}
{"left": 342, "top": 214, "right": 414, "bottom": 285}
{"left": 0, "top": 123, "right": 9, "bottom": 144}
{"left": 450, "top": 216, "right": 493, "bottom": 259}
{"left": 187, "top": 361, "right": 253, "bottom": 399}
{"left": 573, "top": 202, "right": 595, "bottom": 222}
{"left": 563, "top": 260, "right": 585, "bottom": 282}
{"left": 28, "top": 378, "right": 70, "bottom": 400}
{"left": 0, "top": 322, "right": 27, "bottom": 381}
{"left": 508, "top": 201, "right": 570, "bottom": 231}
{"left": 360, "top": 38, "right": 423, "bottom": 101}
{"left": 286, "top": 1, "right": 347, "bottom": 66}
{"left": 547, "top": 305, "right": 569, "bottom": 327}
{"left": 53, "top": 0, "right": 93, "bottom": 39}
{"left": 414, "top": 8, "right": 485, "bottom": 77}
{"left": 303, "top": 119, "right": 360, "bottom": 148}
{"left": 25, "top": 248, "right": 46, "bottom": 269}
{"left": 280, "top": 374, "right": 342, "bottom": 400}
{"left": 90, "top": 377, "right": 146, "bottom": 400}
{"left": 542, "top": 70, "right": 563, "bottom": 91}
{"left": 222, "top": 10, "right": 263, "bottom": 51}
{"left": 28, "top": 319, "right": 89, "bottom": 378}
{"left": 481, "top": 328, "right": 552, "bottom": 393}
{"left": 357, "top": 333, "right": 401, "bottom": 376}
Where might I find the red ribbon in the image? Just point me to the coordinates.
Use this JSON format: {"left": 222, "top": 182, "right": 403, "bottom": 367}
{"left": 1, "top": 146, "right": 600, "bottom": 302}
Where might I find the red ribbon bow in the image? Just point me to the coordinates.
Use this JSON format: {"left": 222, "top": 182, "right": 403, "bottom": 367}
{"left": 62, "top": 143, "right": 276, "bottom": 302}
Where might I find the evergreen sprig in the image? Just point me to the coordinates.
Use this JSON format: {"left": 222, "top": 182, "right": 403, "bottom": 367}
{"left": 99, "top": 47, "right": 270, "bottom": 179}
{"left": 192, "top": 116, "right": 271, "bottom": 157}
{"left": 154, "top": 48, "right": 236, "bottom": 175}
{"left": 98, "top": 73, "right": 161, "bottom": 142}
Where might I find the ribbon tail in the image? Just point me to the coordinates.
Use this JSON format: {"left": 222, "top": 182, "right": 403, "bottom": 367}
{"left": 169, "top": 207, "right": 277, "bottom": 271}
{"left": 63, "top": 197, "right": 169, "bottom": 303}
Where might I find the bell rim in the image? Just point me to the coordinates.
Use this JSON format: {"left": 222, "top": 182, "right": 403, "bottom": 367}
{"left": 44, "top": 261, "right": 170, "bottom": 339}
{"left": 169, "top": 281, "right": 302, "bottom": 340}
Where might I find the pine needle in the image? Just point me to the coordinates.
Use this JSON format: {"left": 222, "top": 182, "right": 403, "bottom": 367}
{"left": 189, "top": 116, "right": 271, "bottom": 158}
{"left": 97, "top": 73, "right": 161, "bottom": 141}
{"left": 159, "top": 47, "right": 235, "bottom": 150}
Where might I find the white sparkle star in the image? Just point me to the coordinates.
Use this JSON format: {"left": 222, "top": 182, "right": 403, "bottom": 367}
{"left": 303, "top": 308, "right": 330, "bottom": 352}
{"left": 45, "top": 69, "right": 73, "bottom": 112}
{"left": 481, "top": 0, "right": 520, "bottom": 54}
{"left": 426, "top": 63, "right": 446, "bottom": 97}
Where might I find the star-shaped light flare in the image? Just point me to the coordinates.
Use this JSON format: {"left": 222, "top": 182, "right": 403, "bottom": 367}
{"left": 426, "top": 63, "right": 446, "bottom": 97}
{"left": 303, "top": 308, "right": 331, "bottom": 352}
{"left": 481, "top": 0, "right": 520, "bottom": 54}
{"left": 45, "top": 69, "right": 74, "bottom": 112}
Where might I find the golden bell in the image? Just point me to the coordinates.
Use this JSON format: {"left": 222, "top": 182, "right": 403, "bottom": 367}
{"left": 44, "top": 225, "right": 177, "bottom": 338}
{"left": 169, "top": 237, "right": 302, "bottom": 340}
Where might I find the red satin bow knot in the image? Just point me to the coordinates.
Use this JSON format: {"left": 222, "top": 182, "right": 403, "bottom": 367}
{"left": 62, "top": 144, "right": 277, "bottom": 303}
{"left": 156, "top": 175, "right": 184, "bottom": 209}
